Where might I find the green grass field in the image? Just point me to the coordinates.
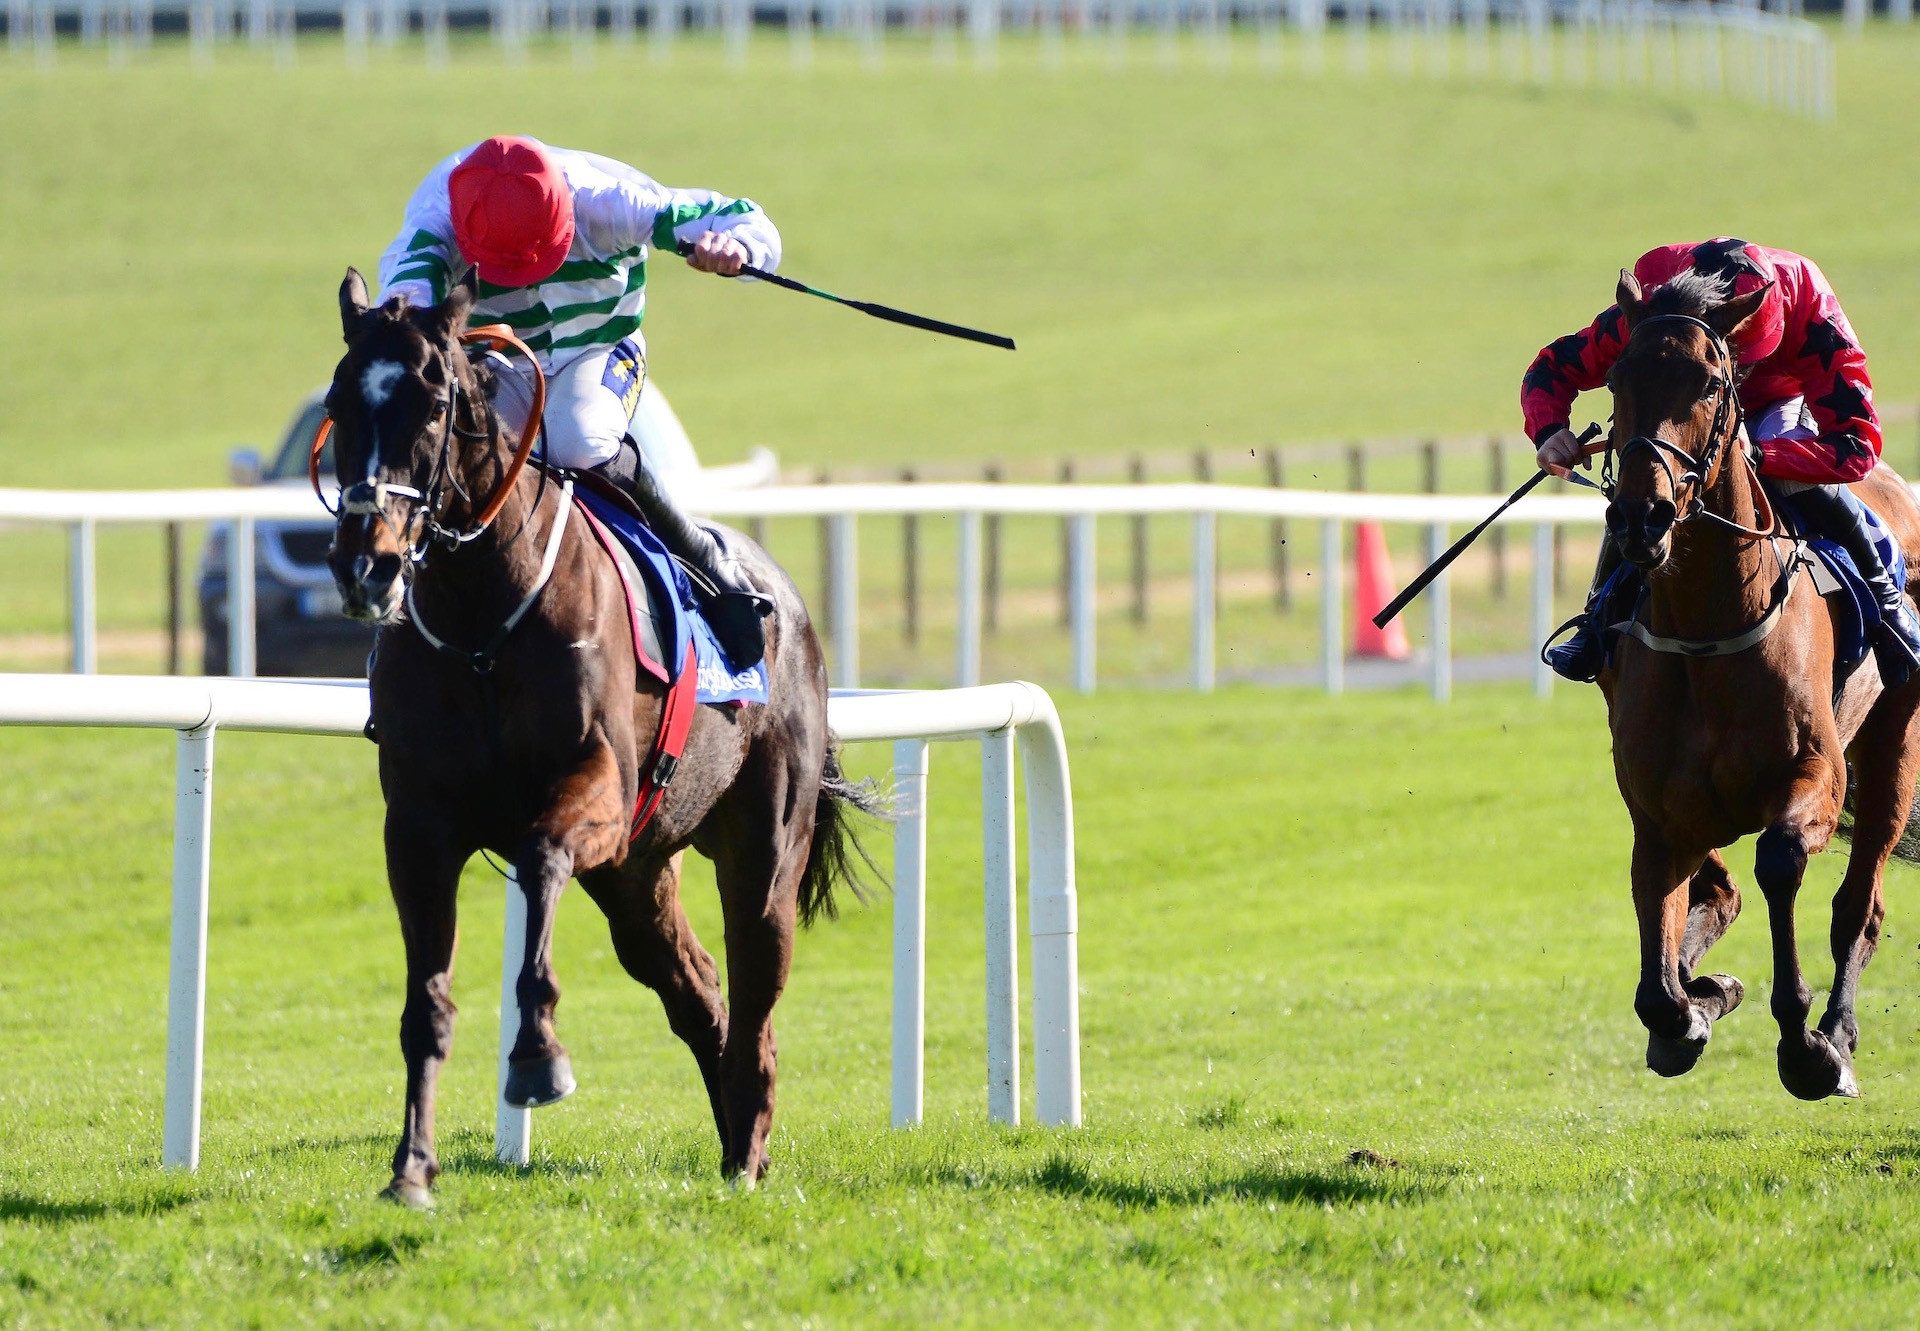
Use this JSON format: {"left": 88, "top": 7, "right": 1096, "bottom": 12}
{"left": 6, "top": 687, "right": 1920, "bottom": 1326}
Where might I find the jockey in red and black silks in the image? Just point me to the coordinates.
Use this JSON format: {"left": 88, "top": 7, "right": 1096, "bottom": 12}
{"left": 1524, "top": 238, "right": 1920, "bottom": 686}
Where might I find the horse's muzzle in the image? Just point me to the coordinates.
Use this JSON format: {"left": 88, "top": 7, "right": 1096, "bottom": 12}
{"left": 1606, "top": 497, "right": 1677, "bottom": 571}
{"left": 332, "top": 551, "right": 405, "bottom": 622}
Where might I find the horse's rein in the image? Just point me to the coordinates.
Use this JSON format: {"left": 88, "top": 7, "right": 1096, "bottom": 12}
{"left": 309, "top": 324, "right": 548, "bottom": 550}
{"left": 1606, "top": 313, "right": 1777, "bottom": 544}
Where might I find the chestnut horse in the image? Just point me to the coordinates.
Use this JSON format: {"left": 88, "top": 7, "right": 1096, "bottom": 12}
{"left": 323, "top": 270, "right": 879, "bottom": 1205}
{"left": 1599, "top": 268, "right": 1920, "bottom": 1100}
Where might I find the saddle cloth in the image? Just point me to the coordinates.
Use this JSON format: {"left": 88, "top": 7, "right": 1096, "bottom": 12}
{"left": 573, "top": 485, "right": 769, "bottom": 707}
{"left": 1775, "top": 491, "right": 1906, "bottom": 683}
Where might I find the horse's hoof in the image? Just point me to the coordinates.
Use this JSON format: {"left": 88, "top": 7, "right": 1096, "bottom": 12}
{"left": 1686, "top": 973, "right": 1744, "bottom": 1020}
{"left": 1646, "top": 1030, "right": 1709, "bottom": 1078}
{"left": 380, "top": 1180, "right": 436, "bottom": 1211}
{"left": 504, "top": 1052, "right": 576, "bottom": 1108}
{"left": 1778, "top": 1031, "right": 1857, "bottom": 1102}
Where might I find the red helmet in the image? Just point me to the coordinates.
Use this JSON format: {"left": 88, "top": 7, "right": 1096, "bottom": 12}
{"left": 1632, "top": 239, "right": 1784, "bottom": 365}
{"left": 448, "top": 137, "right": 575, "bottom": 289}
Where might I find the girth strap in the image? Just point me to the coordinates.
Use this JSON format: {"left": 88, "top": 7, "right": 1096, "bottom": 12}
{"left": 1612, "top": 544, "right": 1806, "bottom": 659}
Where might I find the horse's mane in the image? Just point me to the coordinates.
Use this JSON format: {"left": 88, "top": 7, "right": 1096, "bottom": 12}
{"left": 1642, "top": 269, "right": 1734, "bottom": 320}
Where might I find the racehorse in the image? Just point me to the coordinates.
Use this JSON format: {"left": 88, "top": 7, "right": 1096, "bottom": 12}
{"left": 322, "top": 269, "right": 880, "bottom": 1206}
{"left": 1599, "top": 267, "right": 1920, "bottom": 1100}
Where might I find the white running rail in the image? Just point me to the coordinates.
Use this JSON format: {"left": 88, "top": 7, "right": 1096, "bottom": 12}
{"left": 0, "top": 479, "right": 1607, "bottom": 701}
{"left": 0, "top": 673, "right": 1082, "bottom": 1170}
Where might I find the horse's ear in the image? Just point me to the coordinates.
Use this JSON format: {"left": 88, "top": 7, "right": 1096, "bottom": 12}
{"left": 422, "top": 280, "right": 474, "bottom": 342}
{"left": 1706, "top": 280, "right": 1773, "bottom": 344}
{"left": 340, "top": 268, "right": 371, "bottom": 342}
{"left": 1615, "top": 269, "right": 1646, "bottom": 328}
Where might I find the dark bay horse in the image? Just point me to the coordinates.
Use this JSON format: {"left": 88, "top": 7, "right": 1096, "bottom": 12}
{"left": 1599, "top": 268, "right": 1920, "bottom": 1100}
{"left": 323, "top": 270, "right": 878, "bottom": 1205}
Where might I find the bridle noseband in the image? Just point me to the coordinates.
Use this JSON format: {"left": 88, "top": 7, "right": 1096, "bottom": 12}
{"left": 1604, "top": 312, "right": 1774, "bottom": 542}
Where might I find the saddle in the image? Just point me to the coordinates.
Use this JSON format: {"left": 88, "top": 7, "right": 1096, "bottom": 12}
{"left": 567, "top": 467, "right": 769, "bottom": 842}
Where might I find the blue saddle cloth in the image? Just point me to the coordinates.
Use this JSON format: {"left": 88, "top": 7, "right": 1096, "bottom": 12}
{"left": 574, "top": 486, "right": 768, "bottom": 707}
{"left": 1776, "top": 491, "right": 1905, "bottom": 682}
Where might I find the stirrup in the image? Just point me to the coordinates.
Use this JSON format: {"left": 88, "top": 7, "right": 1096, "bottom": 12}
{"left": 1541, "top": 614, "right": 1605, "bottom": 683}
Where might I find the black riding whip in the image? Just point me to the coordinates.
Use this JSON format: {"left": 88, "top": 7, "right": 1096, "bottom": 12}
{"left": 1372, "top": 424, "right": 1603, "bottom": 630}
{"left": 678, "top": 243, "right": 1016, "bottom": 351}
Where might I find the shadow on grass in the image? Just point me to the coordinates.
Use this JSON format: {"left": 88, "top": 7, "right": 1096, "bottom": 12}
{"left": 438, "top": 1144, "right": 608, "bottom": 1181}
{"left": 0, "top": 1189, "right": 191, "bottom": 1226}
{"left": 1025, "top": 1153, "right": 1430, "bottom": 1209}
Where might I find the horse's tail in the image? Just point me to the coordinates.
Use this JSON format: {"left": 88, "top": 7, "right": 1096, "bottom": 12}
{"left": 1837, "top": 765, "right": 1920, "bottom": 863}
{"left": 798, "top": 742, "right": 892, "bottom": 927}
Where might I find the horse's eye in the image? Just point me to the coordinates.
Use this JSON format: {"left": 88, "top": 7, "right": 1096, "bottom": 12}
{"left": 427, "top": 399, "right": 448, "bottom": 420}
{"left": 1699, "top": 376, "right": 1721, "bottom": 402}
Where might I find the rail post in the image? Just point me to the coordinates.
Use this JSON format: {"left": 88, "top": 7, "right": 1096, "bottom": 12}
{"left": 163, "top": 723, "right": 215, "bottom": 1170}
{"left": 496, "top": 869, "right": 532, "bottom": 1165}
{"left": 901, "top": 467, "right": 920, "bottom": 645}
{"left": 1018, "top": 698, "right": 1081, "bottom": 1127}
{"left": 69, "top": 518, "right": 97, "bottom": 675}
{"left": 981, "top": 729, "right": 1019, "bottom": 1124}
{"left": 1426, "top": 521, "right": 1451, "bottom": 702}
{"left": 229, "top": 516, "right": 257, "bottom": 679}
{"left": 1265, "top": 447, "right": 1291, "bottom": 610}
{"left": 1068, "top": 513, "right": 1096, "bottom": 694}
{"left": 1192, "top": 510, "right": 1217, "bottom": 693}
{"left": 956, "top": 511, "right": 983, "bottom": 688}
{"left": 1128, "top": 454, "right": 1149, "bottom": 624}
{"left": 1319, "top": 518, "right": 1344, "bottom": 695}
{"left": 890, "top": 738, "right": 931, "bottom": 1128}
{"left": 828, "top": 513, "right": 859, "bottom": 688}
{"left": 1488, "top": 438, "right": 1508, "bottom": 598}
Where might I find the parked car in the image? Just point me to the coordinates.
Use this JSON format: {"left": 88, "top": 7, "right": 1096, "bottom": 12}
{"left": 198, "top": 382, "right": 762, "bottom": 677}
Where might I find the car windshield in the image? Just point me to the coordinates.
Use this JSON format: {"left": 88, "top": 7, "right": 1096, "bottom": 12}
{"left": 270, "top": 400, "right": 331, "bottom": 481}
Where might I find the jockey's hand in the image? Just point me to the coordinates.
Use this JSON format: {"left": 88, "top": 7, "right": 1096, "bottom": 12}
{"left": 686, "top": 232, "right": 750, "bottom": 277}
{"left": 1536, "top": 427, "right": 1587, "bottom": 480}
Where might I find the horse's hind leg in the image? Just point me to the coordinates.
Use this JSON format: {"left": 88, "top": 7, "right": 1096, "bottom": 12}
{"left": 1680, "top": 850, "right": 1745, "bottom": 1019}
{"left": 505, "top": 743, "right": 632, "bottom": 1109}
{"left": 382, "top": 810, "right": 467, "bottom": 1208}
{"left": 1753, "top": 758, "right": 1850, "bottom": 1101}
{"left": 698, "top": 772, "right": 813, "bottom": 1184}
{"left": 579, "top": 852, "right": 731, "bottom": 1149}
{"left": 1815, "top": 703, "right": 1920, "bottom": 1090}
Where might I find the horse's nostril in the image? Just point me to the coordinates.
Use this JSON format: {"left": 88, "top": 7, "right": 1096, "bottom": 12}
{"left": 352, "top": 554, "right": 375, "bottom": 586}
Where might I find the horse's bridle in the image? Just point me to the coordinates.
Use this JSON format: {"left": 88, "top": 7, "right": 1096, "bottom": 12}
{"left": 309, "top": 324, "right": 548, "bottom": 563}
{"left": 1603, "top": 312, "right": 1776, "bottom": 542}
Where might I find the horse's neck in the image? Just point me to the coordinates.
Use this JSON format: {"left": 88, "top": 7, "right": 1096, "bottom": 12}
{"left": 411, "top": 453, "right": 561, "bottom": 630}
{"left": 1646, "top": 464, "right": 1774, "bottom": 641}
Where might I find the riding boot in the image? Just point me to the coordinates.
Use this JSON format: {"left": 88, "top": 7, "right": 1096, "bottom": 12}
{"left": 1544, "top": 538, "right": 1626, "bottom": 683}
{"left": 591, "top": 440, "right": 773, "bottom": 667}
{"left": 1791, "top": 483, "right": 1920, "bottom": 687}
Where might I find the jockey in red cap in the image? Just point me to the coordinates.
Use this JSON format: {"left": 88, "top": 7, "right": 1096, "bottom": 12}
{"left": 1521, "top": 238, "right": 1920, "bottom": 685}
{"left": 377, "top": 136, "right": 780, "bottom": 664}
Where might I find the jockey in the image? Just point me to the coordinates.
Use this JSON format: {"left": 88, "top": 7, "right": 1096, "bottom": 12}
{"left": 377, "top": 135, "right": 779, "bottom": 665}
{"left": 1523, "top": 237, "right": 1920, "bottom": 686}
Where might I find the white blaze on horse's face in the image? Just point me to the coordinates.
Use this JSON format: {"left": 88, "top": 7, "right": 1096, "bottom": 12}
{"left": 359, "top": 359, "right": 407, "bottom": 480}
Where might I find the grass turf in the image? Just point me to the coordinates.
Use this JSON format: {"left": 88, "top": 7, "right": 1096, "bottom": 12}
{"left": 4, "top": 685, "right": 1920, "bottom": 1326}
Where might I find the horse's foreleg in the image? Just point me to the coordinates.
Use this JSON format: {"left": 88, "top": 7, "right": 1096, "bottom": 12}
{"left": 504, "top": 741, "right": 631, "bottom": 1110}
{"left": 1679, "top": 850, "right": 1745, "bottom": 1019}
{"left": 579, "top": 851, "right": 730, "bottom": 1151}
{"left": 1630, "top": 828, "right": 1714, "bottom": 1077}
{"left": 1754, "top": 759, "right": 1851, "bottom": 1101}
{"left": 383, "top": 813, "right": 466, "bottom": 1209}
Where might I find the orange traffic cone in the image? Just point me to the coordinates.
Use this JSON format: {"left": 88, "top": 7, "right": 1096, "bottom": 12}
{"left": 1351, "top": 521, "right": 1411, "bottom": 660}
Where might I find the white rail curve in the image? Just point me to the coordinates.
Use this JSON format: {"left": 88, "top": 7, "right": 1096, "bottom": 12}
{"left": 0, "top": 479, "right": 1607, "bottom": 700}
{"left": 0, "top": 673, "right": 1082, "bottom": 1170}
